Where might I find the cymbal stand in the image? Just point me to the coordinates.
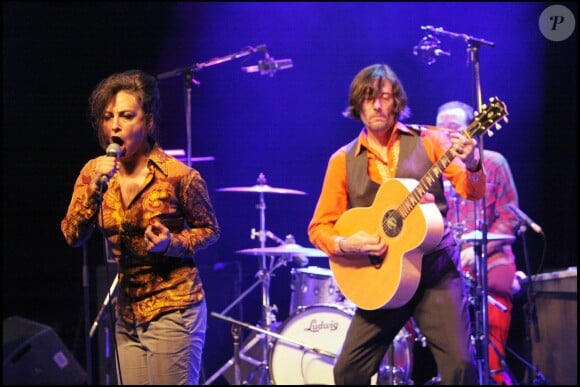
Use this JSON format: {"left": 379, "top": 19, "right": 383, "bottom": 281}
{"left": 203, "top": 255, "right": 290, "bottom": 385}
{"left": 203, "top": 173, "right": 279, "bottom": 385}
{"left": 253, "top": 172, "right": 277, "bottom": 384}
{"left": 231, "top": 324, "right": 242, "bottom": 385}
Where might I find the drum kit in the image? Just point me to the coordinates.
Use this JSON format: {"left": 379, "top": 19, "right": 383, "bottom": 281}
{"left": 203, "top": 173, "right": 416, "bottom": 385}
{"left": 204, "top": 173, "right": 517, "bottom": 385}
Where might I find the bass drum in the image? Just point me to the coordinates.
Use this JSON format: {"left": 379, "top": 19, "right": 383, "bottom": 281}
{"left": 269, "top": 304, "right": 413, "bottom": 385}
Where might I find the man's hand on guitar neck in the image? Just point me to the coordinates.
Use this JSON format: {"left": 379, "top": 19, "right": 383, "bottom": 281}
{"left": 449, "top": 131, "right": 481, "bottom": 171}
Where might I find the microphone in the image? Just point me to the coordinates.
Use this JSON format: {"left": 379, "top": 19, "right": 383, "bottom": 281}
{"left": 241, "top": 55, "right": 293, "bottom": 77}
{"left": 413, "top": 34, "right": 450, "bottom": 65}
{"left": 508, "top": 204, "right": 543, "bottom": 234}
{"left": 97, "top": 142, "right": 122, "bottom": 190}
{"left": 284, "top": 234, "right": 309, "bottom": 267}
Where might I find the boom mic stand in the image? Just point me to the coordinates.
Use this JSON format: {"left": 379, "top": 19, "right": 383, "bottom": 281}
{"left": 420, "top": 25, "right": 496, "bottom": 384}
{"left": 203, "top": 173, "right": 283, "bottom": 385}
{"left": 156, "top": 44, "right": 268, "bottom": 168}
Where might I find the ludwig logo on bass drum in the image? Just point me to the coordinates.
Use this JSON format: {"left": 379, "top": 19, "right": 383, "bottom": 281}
{"left": 305, "top": 318, "right": 340, "bottom": 332}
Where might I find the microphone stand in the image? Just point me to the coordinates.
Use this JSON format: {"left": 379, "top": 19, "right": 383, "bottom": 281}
{"left": 516, "top": 223, "right": 550, "bottom": 385}
{"left": 469, "top": 40, "right": 491, "bottom": 385}
{"left": 422, "top": 25, "right": 495, "bottom": 385}
{"left": 81, "top": 243, "right": 93, "bottom": 385}
{"left": 157, "top": 44, "right": 267, "bottom": 167}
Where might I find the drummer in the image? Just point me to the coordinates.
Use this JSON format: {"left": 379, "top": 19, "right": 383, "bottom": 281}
{"left": 437, "top": 100, "right": 520, "bottom": 385}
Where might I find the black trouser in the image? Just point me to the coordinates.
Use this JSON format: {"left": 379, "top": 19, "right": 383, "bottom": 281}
{"left": 333, "top": 245, "right": 478, "bottom": 385}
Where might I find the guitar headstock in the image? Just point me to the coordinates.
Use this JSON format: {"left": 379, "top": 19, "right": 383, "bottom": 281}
{"left": 465, "top": 97, "right": 509, "bottom": 139}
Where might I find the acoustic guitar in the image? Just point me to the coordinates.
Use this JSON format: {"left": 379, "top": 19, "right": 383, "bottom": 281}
{"left": 330, "top": 97, "right": 508, "bottom": 310}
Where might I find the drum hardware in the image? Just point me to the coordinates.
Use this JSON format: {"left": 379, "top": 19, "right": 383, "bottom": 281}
{"left": 236, "top": 242, "right": 327, "bottom": 258}
{"left": 216, "top": 177, "right": 307, "bottom": 195}
{"left": 269, "top": 304, "right": 413, "bottom": 385}
{"left": 203, "top": 250, "right": 290, "bottom": 385}
{"left": 204, "top": 173, "right": 310, "bottom": 385}
{"left": 463, "top": 271, "right": 508, "bottom": 313}
{"left": 461, "top": 230, "right": 516, "bottom": 243}
{"left": 231, "top": 324, "right": 242, "bottom": 385}
{"left": 289, "top": 266, "right": 345, "bottom": 315}
{"left": 377, "top": 327, "right": 414, "bottom": 385}
{"left": 445, "top": 179, "right": 513, "bottom": 384}
{"left": 212, "top": 310, "right": 337, "bottom": 355}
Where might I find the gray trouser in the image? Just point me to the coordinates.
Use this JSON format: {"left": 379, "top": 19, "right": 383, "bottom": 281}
{"left": 115, "top": 301, "right": 207, "bottom": 385}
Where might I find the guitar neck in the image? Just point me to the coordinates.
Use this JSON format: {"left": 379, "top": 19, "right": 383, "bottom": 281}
{"left": 398, "top": 148, "right": 454, "bottom": 219}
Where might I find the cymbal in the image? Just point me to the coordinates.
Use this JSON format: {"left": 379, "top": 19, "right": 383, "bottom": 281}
{"left": 236, "top": 243, "right": 327, "bottom": 257}
{"left": 217, "top": 184, "right": 306, "bottom": 195}
{"left": 164, "top": 149, "right": 215, "bottom": 163}
{"left": 461, "top": 230, "right": 515, "bottom": 242}
{"left": 176, "top": 156, "right": 215, "bottom": 163}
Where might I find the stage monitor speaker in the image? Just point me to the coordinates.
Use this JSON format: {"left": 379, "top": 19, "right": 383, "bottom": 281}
{"left": 530, "top": 267, "right": 577, "bottom": 385}
{"left": 2, "top": 316, "right": 87, "bottom": 385}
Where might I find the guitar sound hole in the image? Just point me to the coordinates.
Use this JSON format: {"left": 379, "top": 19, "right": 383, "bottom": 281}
{"left": 383, "top": 210, "right": 402, "bottom": 238}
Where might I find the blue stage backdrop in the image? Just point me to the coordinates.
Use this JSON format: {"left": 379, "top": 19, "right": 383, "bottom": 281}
{"left": 3, "top": 2, "right": 576, "bottom": 385}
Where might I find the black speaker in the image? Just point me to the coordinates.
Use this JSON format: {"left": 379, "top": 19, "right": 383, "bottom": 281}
{"left": 2, "top": 316, "right": 87, "bottom": 385}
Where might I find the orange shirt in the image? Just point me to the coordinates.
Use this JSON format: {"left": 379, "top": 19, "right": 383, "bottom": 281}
{"left": 308, "top": 123, "right": 486, "bottom": 256}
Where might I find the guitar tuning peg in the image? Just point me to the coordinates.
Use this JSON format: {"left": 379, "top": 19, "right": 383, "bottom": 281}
{"left": 503, "top": 117, "right": 509, "bottom": 123}
{"left": 495, "top": 123, "right": 502, "bottom": 130}
{"left": 487, "top": 130, "right": 495, "bottom": 137}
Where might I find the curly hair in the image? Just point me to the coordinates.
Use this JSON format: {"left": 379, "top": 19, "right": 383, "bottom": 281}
{"left": 88, "top": 69, "right": 161, "bottom": 150}
{"left": 342, "top": 64, "right": 411, "bottom": 121}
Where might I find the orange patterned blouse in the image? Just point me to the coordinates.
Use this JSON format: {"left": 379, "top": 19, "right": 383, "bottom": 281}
{"left": 61, "top": 144, "right": 220, "bottom": 325}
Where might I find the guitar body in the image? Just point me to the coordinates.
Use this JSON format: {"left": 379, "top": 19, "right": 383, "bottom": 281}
{"left": 330, "top": 178, "right": 444, "bottom": 310}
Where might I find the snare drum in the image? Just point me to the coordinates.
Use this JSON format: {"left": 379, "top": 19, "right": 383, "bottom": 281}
{"left": 269, "top": 304, "right": 413, "bottom": 385}
{"left": 289, "top": 266, "right": 344, "bottom": 314}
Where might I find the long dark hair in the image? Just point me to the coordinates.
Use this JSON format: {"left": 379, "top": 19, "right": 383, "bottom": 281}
{"left": 342, "top": 63, "right": 411, "bottom": 121}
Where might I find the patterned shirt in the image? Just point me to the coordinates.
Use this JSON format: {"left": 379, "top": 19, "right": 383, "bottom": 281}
{"left": 444, "top": 149, "right": 519, "bottom": 270}
{"left": 61, "top": 143, "right": 220, "bottom": 325}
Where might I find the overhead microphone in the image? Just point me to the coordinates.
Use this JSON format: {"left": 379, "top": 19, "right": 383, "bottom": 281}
{"left": 508, "top": 204, "right": 544, "bottom": 234}
{"left": 413, "top": 34, "right": 450, "bottom": 65}
{"left": 284, "top": 234, "right": 309, "bottom": 267}
{"left": 241, "top": 50, "right": 293, "bottom": 77}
